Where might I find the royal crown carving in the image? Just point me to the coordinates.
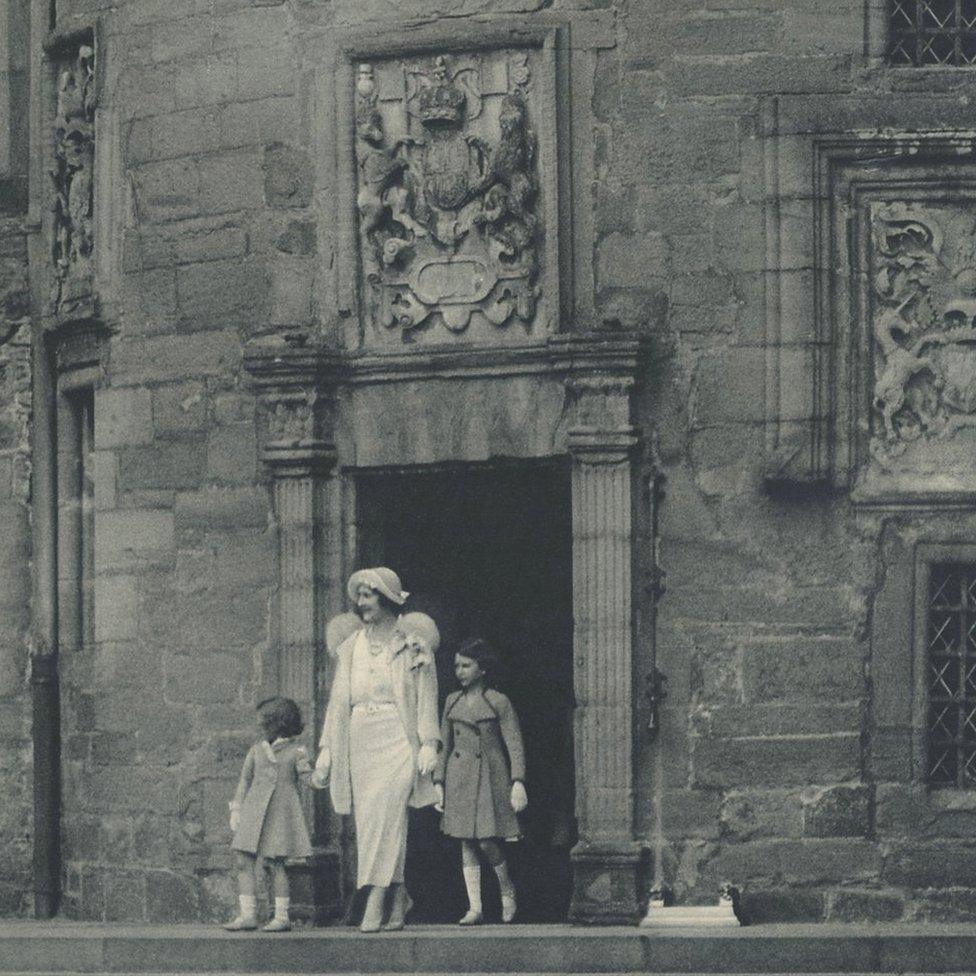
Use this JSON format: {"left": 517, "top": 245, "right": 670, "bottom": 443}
{"left": 353, "top": 49, "right": 541, "bottom": 342}
{"left": 50, "top": 42, "right": 95, "bottom": 322}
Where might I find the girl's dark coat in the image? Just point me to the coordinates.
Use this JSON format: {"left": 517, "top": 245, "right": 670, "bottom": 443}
{"left": 435, "top": 688, "right": 526, "bottom": 840}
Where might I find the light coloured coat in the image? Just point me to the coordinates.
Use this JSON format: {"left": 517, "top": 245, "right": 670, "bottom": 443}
{"left": 319, "top": 628, "right": 440, "bottom": 815}
{"left": 231, "top": 738, "right": 313, "bottom": 858}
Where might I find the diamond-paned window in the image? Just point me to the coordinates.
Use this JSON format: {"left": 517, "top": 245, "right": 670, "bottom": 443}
{"left": 889, "top": 0, "right": 976, "bottom": 65}
{"left": 926, "top": 563, "right": 976, "bottom": 787}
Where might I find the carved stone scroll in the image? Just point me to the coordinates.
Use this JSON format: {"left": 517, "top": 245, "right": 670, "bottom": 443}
{"left": 353, "top": 49, "right": 542, "bottom": 343}
{"left": 50, "top": 42, "right": 95, "bottom": 323}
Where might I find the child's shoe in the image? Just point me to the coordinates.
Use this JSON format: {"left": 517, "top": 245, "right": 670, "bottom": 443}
{"left": 458, "top": 909, "right": 483, "bottom": 926}
{"left": 223, "top": 914, "right": 257, "bottom": 931}
{"left": 501, "top": 894, "right": 517, "bottom": 923}
{"left": 261, "top": 917, "right": 291, "bottom": 932}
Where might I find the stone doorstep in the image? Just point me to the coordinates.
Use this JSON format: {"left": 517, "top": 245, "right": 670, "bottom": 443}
{"left": 5, "top": 923, "right": 976, "bottom": 974}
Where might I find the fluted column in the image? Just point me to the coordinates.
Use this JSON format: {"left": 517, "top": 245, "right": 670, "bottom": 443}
{"left": 244, "top": 337, "right": 342, "bottom": 921}
{"left": 274, "top": 466, "right": 322, "bottom": 722}
{"left": 566, "top": 373, "right": 643, "bottom": 923}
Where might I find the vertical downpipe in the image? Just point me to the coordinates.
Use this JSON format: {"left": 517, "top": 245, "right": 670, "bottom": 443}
{"left": 31, "top": 335, "right": 60, "bottom": 918}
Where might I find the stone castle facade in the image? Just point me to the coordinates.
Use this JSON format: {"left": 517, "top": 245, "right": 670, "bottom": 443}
{"left": 2, "top": 0, "right": 976, "bottom": 925}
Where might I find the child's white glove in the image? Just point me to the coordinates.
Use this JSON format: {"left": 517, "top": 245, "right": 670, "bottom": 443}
{"left": 434, "top": 783, "right": 444, "bottom": 812}
{"left": 417, "top": 743, "right": 437, "bottom": 776}
{"left": 310, "top": 748, "right": 331, "bottom": 790}
{"left": 229, "top": 803, "right": 240, "bottom": 833}
{"left": 510, "top": 781, "right": 528, "bottom": 813}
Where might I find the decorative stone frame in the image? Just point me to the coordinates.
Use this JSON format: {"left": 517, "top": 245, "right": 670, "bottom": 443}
{"left": 245, "top": 331, "right": 647, "bottom": 923}
{"left": 762, "top": 94, "right": 976, "bottom": 502}
{"left": 333, "top": 21, "right": 569, "bottom": 350}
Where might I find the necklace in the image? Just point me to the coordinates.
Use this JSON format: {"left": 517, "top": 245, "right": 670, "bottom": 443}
{"left": 365, "top": 626, "right": 391, "bottom": 657}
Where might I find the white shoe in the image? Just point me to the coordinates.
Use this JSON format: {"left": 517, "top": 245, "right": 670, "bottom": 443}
{"left": 261, "top": 917, "right": 291, "bottom": 932}
{"left": 223, "top": 914, "right": 257, "bottom": 931}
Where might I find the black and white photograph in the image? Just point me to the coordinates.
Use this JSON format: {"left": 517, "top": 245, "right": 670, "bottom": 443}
{"left": 0, "top": 1, "right": 974, "bottom": 974}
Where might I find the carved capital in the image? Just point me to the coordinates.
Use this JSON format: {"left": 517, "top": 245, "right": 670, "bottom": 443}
{"left": 556, "top": 332, "right": 642, "bottom": 463}
{"left": 243, "top": 336, "right": 342, "bottom": 478}
{"left": 566, "top": 426, "right": 638, "bottom": 465}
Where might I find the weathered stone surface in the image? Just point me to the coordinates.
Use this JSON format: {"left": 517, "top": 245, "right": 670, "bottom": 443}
{"left": 802, "top": 784, "right": 870, "bottom": 838}
{"left": 720, "top": 789, "right": 803, "bottom": 841}
{"left": 829, "top": 889, "right": 904, "bottom": 923}
{"left": 885, "top": 841, "right": 976, "bottom": 887}
{"left": 692, "top": 735, "right": 860, "bottom": 789}
{"left": 263, "top": 142, "right": 312, "bottom": 209}
{"left": 709, "top": 838, "right": 882, "bottom": 884}
{"left": 737, "top": 887, "right": 826, "bottom": 924}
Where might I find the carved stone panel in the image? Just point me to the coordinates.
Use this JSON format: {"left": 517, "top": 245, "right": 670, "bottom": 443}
{"left": 762, "top": 94, "right": 976, "bottom": 500}
{"left": 858, "top": 196, "right": 976, "bottom": 498}
{"left": 50, "top": 41, "right": 95, "bottom": 324}
{"left": 350, "top": 47, "right": 548, "bottom": 347}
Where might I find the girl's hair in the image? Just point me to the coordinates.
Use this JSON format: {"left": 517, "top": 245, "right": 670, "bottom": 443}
{"left": 353, "top": 588, "right": 402, "bottom": 620}
{"left": 257, "top": 697, "right": 304, "bottom": 740}
{"left": 455, "top": 637, "right": 498, "bottom": 685}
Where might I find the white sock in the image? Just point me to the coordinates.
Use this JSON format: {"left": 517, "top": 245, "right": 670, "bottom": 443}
{"left": 274, "top": 896, "right": 290, "bottom": 921}
{"left": 239, "top": 894, "right": 257, "bottom": 918}
{"left": 493, "top": 861, "right": 515, "bottom": 899}
{"left": 462, "top": 865, "right": 482, "bottom": 914}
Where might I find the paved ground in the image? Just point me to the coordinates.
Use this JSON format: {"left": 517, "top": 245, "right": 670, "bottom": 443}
{"left": 6, "top": 922, "right": 976, "bottom": 974}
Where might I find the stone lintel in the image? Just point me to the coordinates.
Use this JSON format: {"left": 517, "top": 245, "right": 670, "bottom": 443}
{"left": 340, "top": 331, "right": 643, "bottom": 387}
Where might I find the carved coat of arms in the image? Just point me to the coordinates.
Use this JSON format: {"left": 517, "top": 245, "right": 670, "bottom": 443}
{"left": 869, "top": 202, "right": 976, "bottom": 460}
{"left": 354, "top": 52, "right": 540, "bottom": 339}
{"left": 50, "top": 44, "right": 96, "bottom": 320}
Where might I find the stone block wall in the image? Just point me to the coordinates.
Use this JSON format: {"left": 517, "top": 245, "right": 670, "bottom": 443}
{"left": 0, "top": 0, "right": 968, "bottom": 923}
{"left": 0, "top": 215, "right": 32, "bottom": 916}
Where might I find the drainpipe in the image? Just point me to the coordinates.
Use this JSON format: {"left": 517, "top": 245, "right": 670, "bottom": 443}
{"left": 31, "top": 332, "right": 60, "bottom": 919}
{"left": 28, "top": 0, "right": 60, "bottom": 918}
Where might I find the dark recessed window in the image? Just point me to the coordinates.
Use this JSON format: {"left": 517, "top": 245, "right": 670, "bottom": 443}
{"left": 889, "top": 0, "right": 976, "bottom": 66}
{"left": 926, "top": 563, "right": 976, "bottom": 787}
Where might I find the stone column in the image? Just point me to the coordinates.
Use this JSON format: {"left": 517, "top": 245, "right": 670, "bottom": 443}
{"left": 566, "top": 373, "right": 644, "bottom": 923}
{"left": 244, "top": 337, "right": 342, "bottom": 922}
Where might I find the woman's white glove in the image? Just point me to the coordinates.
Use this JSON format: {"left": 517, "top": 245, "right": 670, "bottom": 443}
{"left": 310, "top": 748, "right": 331, "bottom": 790}
{"left": 510, "top": 781, "right": 528, "bottom": 813}
{"left": 229, "top": 803, "right": 240, "bottom": 833}
{"left": 417, "top": 743, "right": 437, "bottom": 776}
{"left": 434, "top": 783, "right": 444, "bottom": 812}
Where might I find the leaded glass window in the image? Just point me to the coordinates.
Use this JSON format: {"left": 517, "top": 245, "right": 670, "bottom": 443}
{"left": 927, "top": 563, "right": 976, "bottom": 787}
{"left": 889, "top": 0, "right": 976, "bottom": 66}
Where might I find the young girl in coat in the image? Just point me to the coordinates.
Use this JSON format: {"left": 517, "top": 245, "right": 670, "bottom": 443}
{"left": 434, "top": 637, "right": 527, "bottom": 925}
{"left": 225, "top": 697, "right": 314, "bottom": 932}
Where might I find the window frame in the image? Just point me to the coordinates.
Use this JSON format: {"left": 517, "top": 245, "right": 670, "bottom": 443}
{"left": 914, "top": 544, "right": 976, "bottom": 789}
{"left": 887, "top": 0, "right": 976, "bottom": 66}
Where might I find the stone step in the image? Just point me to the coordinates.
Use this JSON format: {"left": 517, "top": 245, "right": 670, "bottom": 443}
{"left": 5, "top": 923, "right": 976, "bottom": 974}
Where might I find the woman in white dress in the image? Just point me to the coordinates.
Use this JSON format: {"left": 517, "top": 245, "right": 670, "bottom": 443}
{"left": 313, "top": 568, "right": 440, "bottom": 932}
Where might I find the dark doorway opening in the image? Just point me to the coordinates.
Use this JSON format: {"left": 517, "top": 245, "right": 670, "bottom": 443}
{"left": 355, "top": 459, "right": 576, "bottom": 923}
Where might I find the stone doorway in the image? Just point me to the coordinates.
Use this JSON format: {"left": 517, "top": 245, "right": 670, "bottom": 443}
{"left": 354, "top": 460, "right": 576, "bottom": 923}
